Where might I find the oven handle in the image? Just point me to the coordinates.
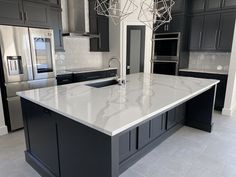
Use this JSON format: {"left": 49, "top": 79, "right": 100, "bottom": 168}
{"left": 152, "top": 38, "right": 180, "bottom": 41}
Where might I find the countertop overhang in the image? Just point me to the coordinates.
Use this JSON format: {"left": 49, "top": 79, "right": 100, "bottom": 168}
{"left": 17, "top": 73, "right": 219, "bottom": 136}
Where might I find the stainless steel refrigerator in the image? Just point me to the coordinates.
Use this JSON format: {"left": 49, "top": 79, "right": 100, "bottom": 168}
{"left": 0, "top": 25, "right": 56, "bottom": 131}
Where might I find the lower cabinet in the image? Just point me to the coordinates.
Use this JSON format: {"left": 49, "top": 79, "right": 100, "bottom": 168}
{"left": 179, "top": 71, "right": 228, "bottom": 110}
{"left": 119, "top": 129, "right": 137, "bottom": 162}
{"left": 24, "top": 101, "right": 59, "bottom": 177}
{"left": 167, "top": 104, "right": 186, "bottom": 129}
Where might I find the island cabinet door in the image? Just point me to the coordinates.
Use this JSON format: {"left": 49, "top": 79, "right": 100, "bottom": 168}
{"left": 119, "top": 129, "right": 138, "bottom": 163}
{"left": 23, "top": 101, "right": 60, "bottom": 177}
{"left": 137, "top": 121, "right": 151, "bottom": 149}
{"left": 167, "top": 104, "right": 186, "bottom": 130}
{"left": 150, "top": 114, "right": 167, "bottom": 140}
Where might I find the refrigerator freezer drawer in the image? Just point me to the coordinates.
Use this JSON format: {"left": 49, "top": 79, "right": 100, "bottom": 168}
{"left": 7, "top": 96, "right": 23, "bottom": 131}
{"left": 28, "top": 78, "right": 56, "bottom": 89}
{"left": 6, "top": 82, "right": 30, "bottom": 97}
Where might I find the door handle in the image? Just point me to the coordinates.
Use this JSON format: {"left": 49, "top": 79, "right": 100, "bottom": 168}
{"left": 127, "top": 66, "right": 130, "bottom": 70}
{"left": 199, "top": 32, "right": 202, "bottom": 48}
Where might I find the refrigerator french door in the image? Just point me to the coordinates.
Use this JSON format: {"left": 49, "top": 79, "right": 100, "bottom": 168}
{"left": 0, "top": 25, "right": 56, "bottom": 131}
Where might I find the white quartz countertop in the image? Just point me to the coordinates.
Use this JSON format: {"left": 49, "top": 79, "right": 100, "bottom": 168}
{"left": 179, "top": 68, "right": 228, "bottom": 75}
{"left": 17, "top": 73, "right": 219, "bottom": 136}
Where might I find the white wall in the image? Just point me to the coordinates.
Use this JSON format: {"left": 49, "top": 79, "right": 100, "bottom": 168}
{"left": 120, "top": 0, "right": 153, "bottom": 77}
{"left": 223, "top": 20, "right": 236, "bottom": 116}
{"left": 0, "top": 89, "right": 8, "bottom": 136}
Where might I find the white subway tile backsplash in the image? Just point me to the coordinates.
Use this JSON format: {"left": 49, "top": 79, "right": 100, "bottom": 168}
{"left": 188, "top": 52, "right": 231, "bottom": 72}
{"left": 55, "top": 37, "right": 108, "bottom": 71}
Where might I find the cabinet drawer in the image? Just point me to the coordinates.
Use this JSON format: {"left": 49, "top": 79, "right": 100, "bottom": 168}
{"left": 56, "top": 74, "right": 73, "bottom": 85}
{"left": 73, "top": 71, "right": 107, "bottom": 82}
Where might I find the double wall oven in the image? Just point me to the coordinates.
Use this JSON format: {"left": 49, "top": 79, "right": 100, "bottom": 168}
{"left": 0, "top": 25, "right": 56, "bottom": 131}
{"left": 152, "top": 33, "right": 180, "bottom": 75}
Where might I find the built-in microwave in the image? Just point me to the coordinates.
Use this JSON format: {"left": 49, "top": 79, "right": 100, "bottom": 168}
{"left": 153, "top": 33, "right": 180, "bottom": 60}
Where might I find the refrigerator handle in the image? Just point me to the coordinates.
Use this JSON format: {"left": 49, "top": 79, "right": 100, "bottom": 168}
{"left": 24, "top": 12, "right": 28, "bottom": 21}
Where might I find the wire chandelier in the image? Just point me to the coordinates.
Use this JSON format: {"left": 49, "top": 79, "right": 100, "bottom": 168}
{"left": 94, "top": 0, "right": 138, "bottom": 25}
{"left": 94, "top": 0, "right": 175, "bottom": 31}
{"left": 138, "top": 0, "right": 175, "bottom": 31}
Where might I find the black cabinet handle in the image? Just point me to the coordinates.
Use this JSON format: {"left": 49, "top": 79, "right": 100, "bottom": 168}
{"left": 24, "top": 12, "right": 28, "bottom": 21}
{"left": 217, "top": 30, "right": 221, "bottom": 48}
{"left": 199, "top": 32, "right": 202, "bottom": 48}
{"left": 20, "top": 11, "right": 24, "bottom": 21}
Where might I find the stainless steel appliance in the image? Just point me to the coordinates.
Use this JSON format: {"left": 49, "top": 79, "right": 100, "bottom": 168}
{"left": 0, "top": 25, "right": 56, "bottom": 131}
{"left": 153, "top": 33, "right": 180, "bottom": 61}
{"left": 152, "top": 33, "right": 180, "bottom": 75}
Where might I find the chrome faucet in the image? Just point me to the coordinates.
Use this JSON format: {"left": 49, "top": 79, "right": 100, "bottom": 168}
{"left": 108, "top": 57, "right": 126, "bottom": 85}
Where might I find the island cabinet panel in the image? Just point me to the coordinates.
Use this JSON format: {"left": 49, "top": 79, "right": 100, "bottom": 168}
{"left": 138, "top": 122, "right": 151, "bottom": 149}
{"left": 167, "top": 104, "right": 186, "bottom": 130}
{"left": 150, "top": 114, "right": 167, "bottom": 140}
{"left": 22, "top": 100, "right": 60, "bottom": 177}
{"left": 119, "top": 129, "right": 137, "bottom": 163}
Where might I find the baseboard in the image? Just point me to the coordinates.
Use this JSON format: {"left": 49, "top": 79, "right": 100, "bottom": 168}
{"left": 0, "top": 125, "right": 8, "bottom": 136}
{"left": 222, "top": 104, "right": 236, "bottom": 116}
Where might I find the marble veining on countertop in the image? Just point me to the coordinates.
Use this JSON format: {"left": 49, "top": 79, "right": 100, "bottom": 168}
{"left": 179, "top": 68, "right": 228, "bottom": 75}
{"left": 17, "top": 73, "right": 219, "bottom": 136}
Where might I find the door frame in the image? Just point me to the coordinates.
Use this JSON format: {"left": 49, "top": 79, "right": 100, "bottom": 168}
{"left": 126, "top": 25, "right": 146, "bottom": 74}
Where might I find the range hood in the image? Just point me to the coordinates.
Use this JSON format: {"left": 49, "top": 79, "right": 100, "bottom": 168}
{"left": 63, "top": 0, "right": 100, "bottom": 38}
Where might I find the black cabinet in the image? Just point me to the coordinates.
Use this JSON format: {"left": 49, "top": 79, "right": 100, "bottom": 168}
{"left": 119, "top": 129, "right": 137, "bottom": 162}
{"left": 0, "top": 0, "right": 24, "bottom": 25}
{"left": 49, "top": 7, "right": 63, "bottom": 51}
{"left": 223, "top": 0, "right": 236, "bottom": 9}
{"left": 89, "top": 0, "right": 109, "bottom": 52}
{"left": 201, "top": 14, "right": 220, "bottom": 50}
{"left": 138, "top": 121, "right": 151, "bottom": 149}
{"left": 150, "top": 114, "right": 166, "bottom": 140}
{"left": 167, "top": 104, "right": 186, "bottom": 130}
{"left": 179, "top": 71, "right": 228, "bottom": 111}
{"left": 23, "top": 1, "right": 49, "bottom": 27}
{"left": 156, "top": 15, "right": 184, "bottom": 33}
{"left": 189, "top": 15, "right": 204, "bottom": 50}
{"left": 189, "top": 12, "right": 235, "bottom": 52}
{"left": 172, "top": 0, "right": 186, "bottom": 14}
{"left": 217, "top": 12, "right": 236, "bottom": 51}
{"left": 191, "top": 0, "right": 206, "bottom": 13}
{"left": 24, "top": 101, "right": 59, "bottom": 177}
{"left": 206, "top": 0, "right": 222, "bottom": 11}
{"left": 56, "top": 74, "right": 73, "bottom": 85}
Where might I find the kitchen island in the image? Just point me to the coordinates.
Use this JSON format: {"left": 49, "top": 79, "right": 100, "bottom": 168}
{"left": 17, "top": 73, "right": 219, "bottom": 177}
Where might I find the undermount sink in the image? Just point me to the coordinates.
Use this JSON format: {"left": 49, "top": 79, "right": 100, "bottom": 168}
{"left": 86, "top": 80, "right": 119, "bottom": 88}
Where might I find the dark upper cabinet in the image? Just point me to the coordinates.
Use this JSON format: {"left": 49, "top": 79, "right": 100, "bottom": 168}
{"left": 156, "top": 15, "right": 184, "bottom": 33}
{"left": 23, "top": 1, "right": 49, "bottom": 27}
{"left": 201, "top": 14, "right": 221, "bottom": 50}
{"left": 191, "top": 0, "right": 206, "bottom": 13}
{"left": 206, "top": 0, "right": 223, "bottom": 11}
{"left": 49, "top": 7, "right": 63, "bottom": 51}
{"left": 217, "top": 12, "right": 236, "bottom": 51}
{"left": 89, "top": 0, "right": 109, "bottom": 52}
{"left": 189, "top": 15, "right": 204, "bottom": 50}
{"left": 0, "top": 0, "right": 24, "bottom": 25}
{"left": 172, "top": 0, "right": 186, "bottom": 14}
{"left": 223, "top": 0, "right": 236, "bottom": 9}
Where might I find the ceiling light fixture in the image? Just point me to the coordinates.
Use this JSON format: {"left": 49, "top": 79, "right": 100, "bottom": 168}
{"left": 94, "top": 0, "right": 138, "bottom": 25}
{"left": 138, "top": 0, "right": 175, "bottom": 31}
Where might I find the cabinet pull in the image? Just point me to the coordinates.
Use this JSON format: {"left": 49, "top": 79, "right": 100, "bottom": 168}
{"left": 20, "top": 11, "right": 24, "bottom": 21}
{"left": 24, "top": 12, "right": 28, "bottom": 21}
{"left": 199, "top": 32, "right": 202, "bottom": 48}
{"left": 98, "top": 34, "right": 102, "bottom": 49}
{"left": 215, "top": 30, "right": 218, "bottom": 49}
{"left": 167, "top": 24, "right": 169, "bottom": 31}
{"left": 217, "top": 30, "right": 221, "bottom": 48}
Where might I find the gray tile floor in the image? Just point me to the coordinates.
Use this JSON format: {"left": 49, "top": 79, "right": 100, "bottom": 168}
{"left": 0, "top": 112, "right": 236, "bottom": 177}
